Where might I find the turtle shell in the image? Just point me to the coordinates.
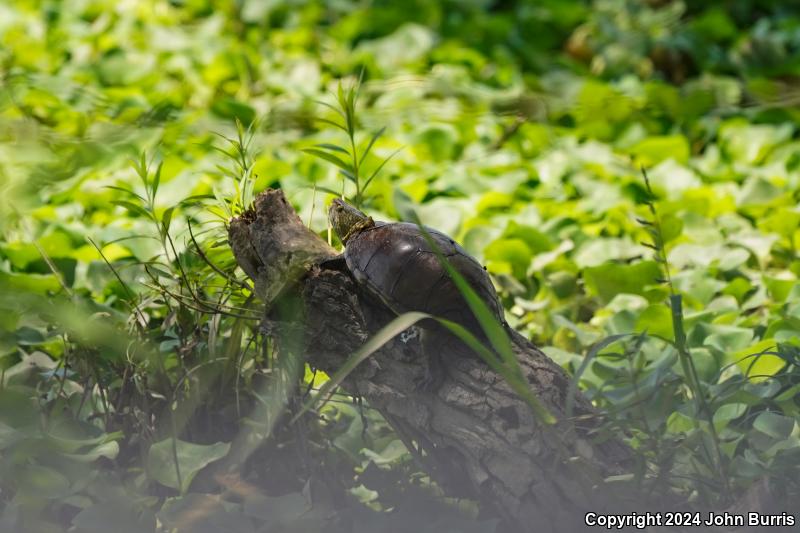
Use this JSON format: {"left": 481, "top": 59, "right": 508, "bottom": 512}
{"left": 343, "top": 221, "right": 503, "bottom": 330}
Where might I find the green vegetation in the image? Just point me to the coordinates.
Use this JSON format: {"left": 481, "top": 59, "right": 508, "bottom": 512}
{"left": 2, "top": 0, "right": 800, "bottom": 530}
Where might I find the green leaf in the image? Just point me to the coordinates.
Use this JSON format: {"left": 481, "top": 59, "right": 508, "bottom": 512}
{"left": 211, "top": 98, "right": 256, "bottom": 125}
{"left": 629, "top": 135, "right": 691, "bottom": 165}
{"left": 566, "top": 334, "right": 629, "bottom": 417}
{"left": 152, "top": 161, "right": 163, "bottom": 199}
{"left": 361, "top": 126, "right": 386, "bottom": 161}
{"left": 659, "top": 214, "right": 684, "bottom": 243}
{"left": 314, "top": 143, "right": 350, "bottom": 154}
{"left": 752, "top": 411, "right": 795, "bottom": 440}
{"left": 503, "top": 222, "right": 553, "bottom": 254}
{"left": 316, "top": 99, "right": 346, "bottom": 119}
{"left": 361, "top": 439, "right": 408, "bottom": 465}
{"left": 339, "top": 169, "right": 357, "bottom": 183}
{"left": 764, "top": 276, "right": 795, "bottom": 303}
{"left": 0, "top": 271, "right": 62, "bottom": 295}
{"left": 147, "top": 438, "right": 230, "bottom": 493}
{"left": 104, "top": 185, "right": 145, "bottom": 202}
{"left": 733, "top": 339, "right": 786, "bottom": 381}
{"left": 16, "top": 464, "right": 71, "bottom": 499}
{"left": 302, "top": 148, "right": 354, "bottom": 173}
{"left": 72, "top": 498, "right": 156, "bottom": 533}
{"left": 314, "top": 117, "right": 347, "bottom": 132}
{"left": 666, "top": 411, "right": 695, "bottom": 434}
{"left": 583, "top": 261, "right": 661, "bottom": 304}
{"left": 635, "top": 305, "right": 674, "bottom": 341}
{"left": 713, "top": 403, "right": 747, "bottom": 431}
{"left": 362, "top": 146, "right": 403, "bottom": 192}
{"left": 707, "top": 326, "right": 755, "bottom": 353}
{"left": 484, "top": 238, "right": 532, "bottom": 280}
{"left": 719, "top": 121, "right": 792, "bottom": 165}
{"left": 112, "top": 200, "right": 155, "bottom": 221}
{"left": 63, "top": 440, "right": 120, "bottom": 463}
{"left": 161, "top": 206, "right": 175, "bottom": 236}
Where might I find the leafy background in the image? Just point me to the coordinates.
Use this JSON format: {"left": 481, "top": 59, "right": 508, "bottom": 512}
{"left": 1, "top": 0, "right": 800, "bottom": 531}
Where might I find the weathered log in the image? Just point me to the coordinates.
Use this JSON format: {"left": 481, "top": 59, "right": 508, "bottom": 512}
{"left": 228, "top": 189, "right": 633, "bottom": 532}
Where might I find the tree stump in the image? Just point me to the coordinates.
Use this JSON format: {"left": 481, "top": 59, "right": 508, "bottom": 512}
{"left": 228, "top": 189, "right": 633, "bottom": 532}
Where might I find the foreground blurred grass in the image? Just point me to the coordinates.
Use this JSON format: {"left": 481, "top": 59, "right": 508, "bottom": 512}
{"left": 2, "top": 0, "right": 800, "bottom": 531}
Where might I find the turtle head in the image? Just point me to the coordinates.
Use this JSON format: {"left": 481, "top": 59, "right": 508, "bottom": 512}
{"left": 328, "top": 198, "right": 373, "bottom": 245}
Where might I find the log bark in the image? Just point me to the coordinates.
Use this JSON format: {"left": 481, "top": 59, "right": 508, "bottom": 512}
{"left": 228, "top": 189, "right": 633, "bottom": 532}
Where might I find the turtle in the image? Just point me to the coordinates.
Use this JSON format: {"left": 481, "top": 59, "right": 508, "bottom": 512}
{"left": 327, "top": 198, "right": 506, "bottom": 389}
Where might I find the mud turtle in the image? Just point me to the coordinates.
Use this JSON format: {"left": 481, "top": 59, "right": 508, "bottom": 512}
{"left": 328, "top": 198, "right": 505, "bottom": 388}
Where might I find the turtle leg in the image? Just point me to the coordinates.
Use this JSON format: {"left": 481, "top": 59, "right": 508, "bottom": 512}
{"left": 416, "top": 329, "right": 448, "bottom": 392}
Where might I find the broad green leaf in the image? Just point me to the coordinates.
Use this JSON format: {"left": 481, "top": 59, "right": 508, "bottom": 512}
{"left": 38, "top": 231, "right": 74, "bottom": 258}
{"left": 733, "top": 339, "right": 786, "bottom": 381}
{"left": 417, "top": 125, "right": 458, "bottom": 161}
{"left": 722, "top": 277, "right": 752, "bottom": 305}
{"left": 477, "top": 191, "right": 514, "bottom": 213}
{"left": 635, "top": 304, "right": 674, "bottom": 341}
{"left": 63, "top": 440, "right": 120, "bottom": 463}
{"left": 764, "top": 276, "right": 795, "bottom": 303}
{"left": 484, "top": 238, "right": 532, "bottom": 280}
{"left": 0, "top": 271, "right": 62, "bottom": 295}
{"left": 713, "top": 403, "right": 747, "bottom": 431}
{"left": 147, "top": 439, "right": 230, "bottom": 493}
{"left": 666, "top": 411, "right": 696, "bottom": 434}
{"left": 503, "top": 221, "right": 553, "bottom": 254}
{"left": 72, "top": 499, "right": 156, "bottom": 533}
{"left": 706, "top": 325, "right": 754, "bottom": 353}
{"left": 16, "top": 464, "right": 71, "bottom": 499}
{"left": 628, "top": 135, "right": 690, "bottom": 165}
{"left": 574, "top": 238, "right": 645, "bottom": 268}
{"left": 752, "top": 411, "right": 795, "bottom": 440}
{"left": 719, "top": 121, "right": 792, "bottom": 165}
{"left": 211, "top": 98, "right": 256, "bottom": 125}
{"left": 583, "top": 261, "right": 661, "bottom": 304}
{"left": 547, "top": 271, "right": 578, "bottom": 299}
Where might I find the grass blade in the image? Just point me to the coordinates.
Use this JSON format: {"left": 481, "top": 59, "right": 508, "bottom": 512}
{"left": 293, "top": 312, "right": 429, "bottom": 422}
{"left": 362, "top": 146, "right": 403, "bottom": 192}
{"left": 565, "top": 334, "right": 629, "bottom": 418}
{"left": 302, "top": 148, "right": 354, "bottom": 173}
{"left": 393, "top": 191, "right": 552, "bottom": 423}
{"left": 112, "top": 200, "right": 155, "bottom": 221}
{"left": 314, "top": 143, "right": 350, "bottom": 154}
{"left": 360, "top": 126, "right": 386, "bottom": 161}
{"left": 436, "top": 318, "right": 555, "bottom": 424}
